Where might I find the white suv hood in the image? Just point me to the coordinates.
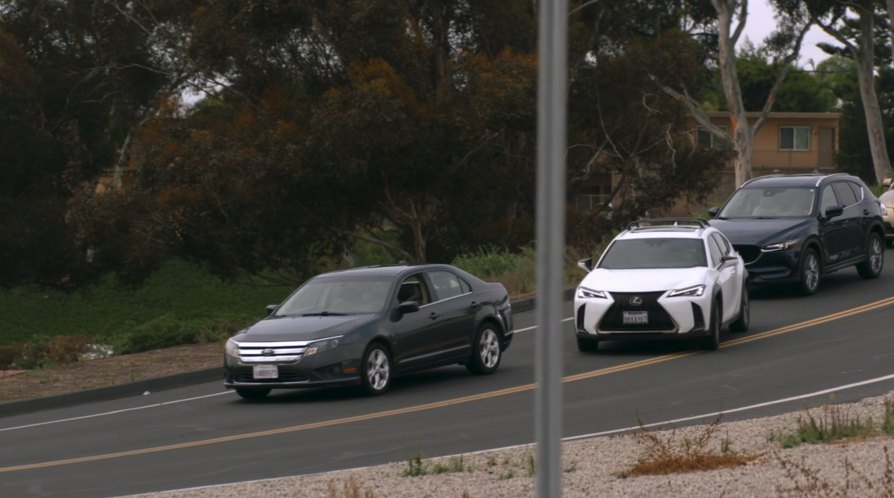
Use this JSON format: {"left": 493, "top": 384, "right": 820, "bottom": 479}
{"left": 580, "top": 268, "right": 707, "bottom": 293}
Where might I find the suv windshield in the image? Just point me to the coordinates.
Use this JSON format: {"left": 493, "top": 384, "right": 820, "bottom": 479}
{"left": 599, "top": 238, "right": 707, "bottom": 269}
{"left": 274, "top": 278, "right": 393, "bottom": 316}
{"left": 718, "top": 186, "right": 815, "bottom": 218}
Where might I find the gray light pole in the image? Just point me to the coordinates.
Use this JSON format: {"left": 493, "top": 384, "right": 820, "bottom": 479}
{"left": 535, "top": 0, "right": 567, "bottom": 497}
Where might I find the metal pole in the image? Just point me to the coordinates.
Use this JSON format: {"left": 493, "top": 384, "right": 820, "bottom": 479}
{"left": 535, "top": 0, "right": 567, "bottom": 497}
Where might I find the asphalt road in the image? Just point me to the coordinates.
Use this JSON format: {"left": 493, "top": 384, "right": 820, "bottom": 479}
{"left": 3, "top": 260, "right": 894, "bottom": 497}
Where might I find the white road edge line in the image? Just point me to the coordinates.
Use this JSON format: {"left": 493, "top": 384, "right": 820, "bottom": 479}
{"left": 0, "top": 391, "right": 233, "bottom": 432}
{"left": 138, "top": 372, "right": 894, "bottom": 496}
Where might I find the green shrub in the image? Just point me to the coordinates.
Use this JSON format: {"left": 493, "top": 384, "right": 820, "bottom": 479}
{"left": 116, "top": 314, "right": 198, "bottom": 354}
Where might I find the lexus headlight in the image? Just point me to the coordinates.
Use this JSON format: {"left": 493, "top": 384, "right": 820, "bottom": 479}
{"left": 667, "top": 285, "right": 705, "bottom": 298}
{"left": 762, "top": 239, "right": 799, "bottom": 252}
{"left": 225, "top": 339, "right": 239, "bottom": 358}
{"left": 304, "top": 337, "right": 342, "bottom": 357}
{"left": 576, "top": 286, "right": 607, "bottom": 299}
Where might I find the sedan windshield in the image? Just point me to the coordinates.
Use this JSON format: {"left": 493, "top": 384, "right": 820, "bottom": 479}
{"left": 599, "top": 238, "right": 707, "bottom": 269}
{"left": 718, "top": 187, "right": 815, "bottom": 218}
{"left": 274, "top": 278, "right": 393, "bottom": 316}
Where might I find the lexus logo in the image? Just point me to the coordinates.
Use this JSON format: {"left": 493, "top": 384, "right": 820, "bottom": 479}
{"left": 261, "top": 349, "right": 275, "bottom": 356}
{"left": 629, "top": 296, "right": 643, "bottom": 306}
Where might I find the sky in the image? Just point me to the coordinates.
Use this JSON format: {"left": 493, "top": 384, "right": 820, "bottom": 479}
{"left": 742, "top": 0, "right": 834, "bottom": 69}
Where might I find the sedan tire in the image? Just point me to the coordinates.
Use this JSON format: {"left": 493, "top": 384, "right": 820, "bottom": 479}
{"left": 361, "top": 343, "right": 392, "bottom": 396}
{"left": 466, "top": 324, "right": 502, "bottom": 375}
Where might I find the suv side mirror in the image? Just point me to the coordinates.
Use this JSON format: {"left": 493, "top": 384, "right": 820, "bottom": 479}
{"left": 577, "top": 258, "right": 593, "bottom": 272}
{"left": 708, "top": 207, "right": 720, "bottom": 217}
{"left": 823, "top": 205, "right": 844, "bottom": 219}
{"left": 266, "top": 304, "right": 278, "bottom": 315}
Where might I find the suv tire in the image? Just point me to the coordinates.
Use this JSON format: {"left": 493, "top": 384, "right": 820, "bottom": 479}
{"left": 796, "top": 247, "right": 820, "bottom": 295}
{"left": 856, "top": 232, "right": 884, "bottom": 279}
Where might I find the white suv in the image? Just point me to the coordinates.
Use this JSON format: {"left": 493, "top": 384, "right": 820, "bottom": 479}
{"left": 574, "top": 219, "right": 749, "bottom": 352}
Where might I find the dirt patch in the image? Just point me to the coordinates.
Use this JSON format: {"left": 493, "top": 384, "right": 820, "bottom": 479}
{"left": 0, "top": 342, "right": 224, "bottom": 404}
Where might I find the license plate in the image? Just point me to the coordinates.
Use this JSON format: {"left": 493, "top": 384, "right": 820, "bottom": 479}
{"left": 253, "top": 364, "right": 278, "bottom": 379}
{"left": 622, "top": 311, "right": 649, "bottom": 324}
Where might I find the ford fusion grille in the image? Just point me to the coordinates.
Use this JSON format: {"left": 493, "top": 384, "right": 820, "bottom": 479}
{"left": 232, "top": 369, "right": 309, "bottom": 383}
{"left": 236, "top": 341, "right": 309, "bottom": 363}
{"left": 599, "top": 291, "right": 675, "bottom": 331}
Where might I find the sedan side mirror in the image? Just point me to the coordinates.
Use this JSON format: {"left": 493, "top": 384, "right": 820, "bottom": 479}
{"left": 397, "top": 301, "right": 420, "bottom": 314}
{"left": 823, "top": 205, "right": 844, "bottom": 219}
{"left": 577, "top": 258, "right": 593, "bottom": 272}
{"left": 266, "top": 304, "right": 278, "bottom": 315}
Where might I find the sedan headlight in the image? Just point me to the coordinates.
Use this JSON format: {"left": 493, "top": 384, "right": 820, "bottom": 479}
{"left": 576, "top": 286, "right": 607, "bottom": 299}
{"left": 667, "top": 285, "right": 705, "bottom": 298}
{"left": 304, "top": 337, "right": 342, "bottom": 357}
{"left": 762, "top": 239, "right": 799, "bottom": 252}
{"left": 225, "top": 339, "right": 239, "bottom": 358}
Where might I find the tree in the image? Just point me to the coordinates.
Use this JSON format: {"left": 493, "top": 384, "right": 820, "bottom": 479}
{"left": 810, "top": 0, "right": 894, "bottom": 184}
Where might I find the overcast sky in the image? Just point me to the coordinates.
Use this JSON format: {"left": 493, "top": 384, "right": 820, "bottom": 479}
{"left": 742, "top": 0, "right": 834, "bottom": 68}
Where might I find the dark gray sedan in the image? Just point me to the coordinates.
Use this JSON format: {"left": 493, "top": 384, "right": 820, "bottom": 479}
{"left": 224, "top": 264, "right": 514, "bottom": 399}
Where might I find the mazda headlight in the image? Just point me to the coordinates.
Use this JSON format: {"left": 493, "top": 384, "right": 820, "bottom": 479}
{"left": 304, "top": 337, "right": 342, "bottom": 357}
{"left": 667, "top": 285, "right": 705, "bottom": 298}
{"left": 576, "top": 286, "right": 607, "bottom": 299}
{"left": 762, "top": 239, "right": 799, "bottom": 252}
{"left": 225, "top": 339, "right": 239, "bottom": 358}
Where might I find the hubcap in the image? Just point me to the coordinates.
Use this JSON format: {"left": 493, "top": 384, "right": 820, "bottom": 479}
{"left": 366, "top": 349, "right": 389, "bottom": 391}
{"left": 479, "top": 329, "right": 500, "bottom": 368}
{"left": 804, "top": 253, "right": 819, "bottom": 290}
{"left": 869, "top": 237, "right": 883, "bottom": 273}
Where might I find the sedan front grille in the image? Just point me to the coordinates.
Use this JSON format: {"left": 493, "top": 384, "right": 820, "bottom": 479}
{"left": 232, "top": 369, "right": 309, "bottom": 383}
{"left": 599, "top": 291, "right": 675, "bottom": 331}
{"left": 236, "top": 341, "right": 309, "bottom": 363}
{"left": 734, "top": 245, "right": 761, "bottom": 265}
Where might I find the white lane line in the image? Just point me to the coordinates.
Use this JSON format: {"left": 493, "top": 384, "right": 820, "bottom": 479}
{"left": 0, "top": 316, "right": 571, "bottom": 433}
{"left": 0, "top": 391, "right": 233, "bottom": 433}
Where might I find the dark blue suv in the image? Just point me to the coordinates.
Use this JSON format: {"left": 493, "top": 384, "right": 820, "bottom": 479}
{"left": 708, "top": 173, "right": 885, "bottom": 295}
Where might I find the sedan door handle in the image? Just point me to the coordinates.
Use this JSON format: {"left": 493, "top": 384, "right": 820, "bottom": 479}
{"left": 428, "top": 312, "right": 440, "bottom": 320}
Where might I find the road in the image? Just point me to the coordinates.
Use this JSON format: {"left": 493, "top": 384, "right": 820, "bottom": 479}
{"left": 2, "top": 261, "right": 894, "bottom": 497}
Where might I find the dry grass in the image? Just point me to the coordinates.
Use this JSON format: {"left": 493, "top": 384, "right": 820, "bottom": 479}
{"left": 774, "top": 446, "right": 894, "bottom": 497}
{"left": 620, "top": 414, "right": 760, "bottom": 477}
{"left": 326, "top": 477, "right": 376, "bottom": 498}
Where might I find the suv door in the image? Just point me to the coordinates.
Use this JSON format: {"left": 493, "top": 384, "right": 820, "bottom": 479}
{"left": 818, "top": 184, "right": 849, "bottom": 266}
{"left": 709, "top": 233, "right": 740, "bottom": 322}
{"left": 831, "top": 181, "right": 866, "bottom": 261}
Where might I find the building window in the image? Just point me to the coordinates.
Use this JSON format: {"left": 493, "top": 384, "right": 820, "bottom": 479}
{"left": 697, "top": 126, "right": 728, "bottom": 150}
{"left": 780, "top": 126, "right": 810, "bottom": 151}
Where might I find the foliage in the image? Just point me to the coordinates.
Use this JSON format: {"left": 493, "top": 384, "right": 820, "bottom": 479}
{"left": 770, "top": 404, "right": 876, "bottom": 448}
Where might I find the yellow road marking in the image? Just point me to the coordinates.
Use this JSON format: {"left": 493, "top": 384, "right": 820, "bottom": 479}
{"left": 4, "top": 295, "right": 894, "bottom": 473}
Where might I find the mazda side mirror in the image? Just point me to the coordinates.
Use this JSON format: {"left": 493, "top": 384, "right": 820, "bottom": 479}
{"left": 823, "top": 205, "right": 843, "bottom": 219}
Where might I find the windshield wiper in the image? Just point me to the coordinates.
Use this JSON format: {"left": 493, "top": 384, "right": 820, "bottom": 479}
{"left": 302, "top": 311, "right": 347, "bottom": 317}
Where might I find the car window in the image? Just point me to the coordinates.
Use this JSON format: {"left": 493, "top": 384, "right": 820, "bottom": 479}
{"left": 275, "top": 278, "right": 392, "bottom": 316}
{"left": 718, "top": 187, "right": 815, "bottom": 218}
{"left": 396, "top": 274, "right": 431, "bottom": 305}
{"left": 707, "top": 236, "right": 724, "bottom": 267}
{"left": 598, "top": 238, "right": 707, "bottom": 269}
{"left": 820, "top": 185, "right": 838, "bottom": 213}
{"left": 831, "top": 182, "right": 858, "bottom": 207}
{"left": 848, "top": 181, "right": 865, "bottom": 202}
{"left": 713, "top": 232, "right": 732, "bottom": 255}
{"left": 427, "top": 270, "right": 469, "bottom": 301}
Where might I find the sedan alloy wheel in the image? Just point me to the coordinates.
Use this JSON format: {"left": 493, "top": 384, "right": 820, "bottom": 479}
{"left": 361, "top": 344, "right": 391, "bottom": 395}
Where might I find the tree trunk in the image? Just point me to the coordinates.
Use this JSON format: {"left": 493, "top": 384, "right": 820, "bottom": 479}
{"left": 713, "top": 0, "right": 753, "bottom": 187}
{"left": 854, "top": 11, "right": 893, "bottom": 184}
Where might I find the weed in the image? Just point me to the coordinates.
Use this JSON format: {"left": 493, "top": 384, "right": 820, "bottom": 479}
{"left": 563, "top": 460, "right": 579, "bottom": 473}
{"left": 720, "top": 433, "right": 734, "bottom": 455}
{"left": 431, "top": 456, "right": 468, "bottom": 475}
{"left": 327, "top": 477, "right": 376, "bottom": 498}
{"left": 403, "top": 450, "right": 426, "bottom": 477}
{"left": 774, "top": 446, "right": 894, "bottom": 497}
{"left": 883, "top": 398, "right": 894, "bottom": 438}
{"left": 498, "top": 470, "right": 515, "bottom": 480}
{"left": 621, "top": 414, "right": 758, "bottom": 477}
{"left": 525, "top": 450, "right": 536, "bottom": 477}
{"left": 771, "top": 404, "right": 875, "bottom": 448}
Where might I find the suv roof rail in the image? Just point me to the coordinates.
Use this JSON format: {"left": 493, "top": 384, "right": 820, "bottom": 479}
{"left": 626, "top": 218, "right": 710, "bottom": 231}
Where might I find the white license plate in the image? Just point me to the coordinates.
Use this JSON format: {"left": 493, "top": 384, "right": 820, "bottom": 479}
{"left": 622, "top": 311, "right": 649, "bottom": 324}
{"left": 253, "top": 364, "right": 279, "bottom": 379}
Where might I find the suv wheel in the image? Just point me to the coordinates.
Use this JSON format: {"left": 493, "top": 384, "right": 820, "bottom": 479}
{"left": 729, "top": 288, "right": 749, "bottom": 333}
{"left": 796, "top": 247, "right": 820, "bottom": 295}
{"left": 702, "top": 299, "right": 721, "bottom": 350}
{"left": 577, "top": 336, "right": 600, "bottom": 352}
{"left": 856, "top": 232, "right": 884, "bottom": 279}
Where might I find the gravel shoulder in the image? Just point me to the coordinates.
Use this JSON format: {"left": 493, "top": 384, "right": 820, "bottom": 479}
{"left": 128, "top": 390, "right": 894, "bottom": 498}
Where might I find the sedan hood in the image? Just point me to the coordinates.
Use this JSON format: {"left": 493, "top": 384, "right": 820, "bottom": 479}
{"left": 709, "top": 218, "right": 811, "bottom": 246}
{"left": 580, "top": 268, "right": 706, "bottom": 293}
{"left": 234, "top": 314, "right": 376, "bottom": 342}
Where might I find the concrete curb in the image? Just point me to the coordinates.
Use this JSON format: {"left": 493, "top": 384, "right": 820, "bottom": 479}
{"left": 0, "top": 289, "right": 576, "bottom": 417}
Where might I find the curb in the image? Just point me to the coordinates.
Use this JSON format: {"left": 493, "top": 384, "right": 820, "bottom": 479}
{"left": 0, "top": 288, "right": 576, "bottom": 417}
